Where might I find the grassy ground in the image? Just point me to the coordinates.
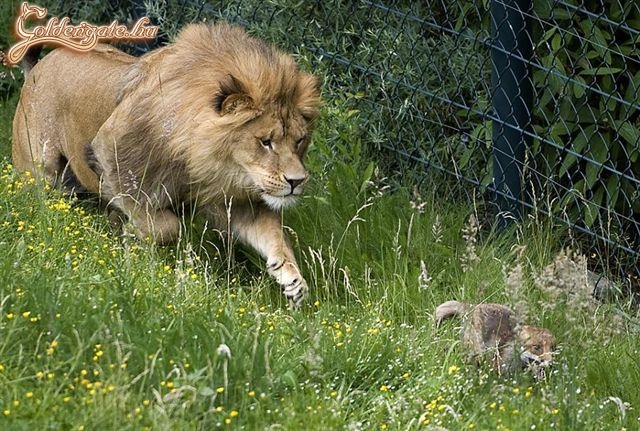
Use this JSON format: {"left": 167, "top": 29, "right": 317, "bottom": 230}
{"left": 0, "top": 85, "right": 638, "bottom": 431}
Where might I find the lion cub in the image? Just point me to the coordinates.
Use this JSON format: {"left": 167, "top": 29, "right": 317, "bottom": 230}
{"left": 435, "top": 301, "right": 556, "bottom": 379}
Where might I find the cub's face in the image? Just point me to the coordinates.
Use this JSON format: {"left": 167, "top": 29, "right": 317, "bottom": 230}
{"left": 519, "top": 325, "right": 557, "bottom": 379}
{"left": 231, "top": 109, "right": 312, "bottom": 210}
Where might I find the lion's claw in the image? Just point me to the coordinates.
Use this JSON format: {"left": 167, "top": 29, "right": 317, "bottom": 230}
{"left": 266, "top": 256, "right": 286, "bottom": 273}
{"left": 268, "top": 258, "right": 308, "bottom": 308}
{"left": 285, "top": 281, "right": 308, "bottom": 309}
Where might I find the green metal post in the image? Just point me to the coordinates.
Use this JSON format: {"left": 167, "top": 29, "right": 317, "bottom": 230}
{"left": 491, "top": 0, "right": 533, "bottom": 225}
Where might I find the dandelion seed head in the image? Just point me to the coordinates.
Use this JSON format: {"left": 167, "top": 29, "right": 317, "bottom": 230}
{"left": 217, "top": 344, "right": 231, "bottom": 359}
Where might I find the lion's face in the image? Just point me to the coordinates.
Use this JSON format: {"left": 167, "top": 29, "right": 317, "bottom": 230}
{"left": 184, "top": 100, "right": 316, "bottom": 210}
{"left": 226, "top": 109, "right": 311, "bottom": 210}
{"left": 177, "top": 65, "right": 320, "bottom": 210}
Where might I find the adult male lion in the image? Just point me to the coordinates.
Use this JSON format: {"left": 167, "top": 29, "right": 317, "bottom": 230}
{"left": 12, "top": 23, "right": 321, "bottom": 307}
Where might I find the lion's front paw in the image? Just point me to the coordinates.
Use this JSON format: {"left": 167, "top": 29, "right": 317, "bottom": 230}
{"left": 283, "top": 274, "right": 308, "bottom": 310}
{"left": 266, "top": 257, "right": 308, "bottom": 309}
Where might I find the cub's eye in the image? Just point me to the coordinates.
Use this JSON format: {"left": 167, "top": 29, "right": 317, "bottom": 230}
{"left": 531, "top": 344, "right": 542, "bottom": 353}
{"left": 296, "top": 137, "right": 306, "bottom": 149}
{"left": 260, "top": 138, "right": 273, "bottom": 149}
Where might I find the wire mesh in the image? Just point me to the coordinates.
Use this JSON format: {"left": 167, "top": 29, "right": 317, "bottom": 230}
{"left": 44, "top": 0, "right": 640, "bottom": 290}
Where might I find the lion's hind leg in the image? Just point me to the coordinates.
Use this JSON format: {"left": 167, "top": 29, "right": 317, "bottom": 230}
{"left": 119, "top": 201, "right": 181, "bottom": 245}
{"left": 25, "top": 142, "right": 72, "bottom": 191}
{"left": 13, "top": 118, "right": 75, "bottom": 192}
{"left": 136, "top": 208, "right": 181, "bottom": 245}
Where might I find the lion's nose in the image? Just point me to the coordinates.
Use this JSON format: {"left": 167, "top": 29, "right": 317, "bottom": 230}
{"left": 285, "top": 176, "right": 306, "bottom": 192}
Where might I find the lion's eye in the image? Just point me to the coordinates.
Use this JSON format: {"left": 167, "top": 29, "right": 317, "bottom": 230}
{"left": 296, "top": 137, "right": 305, "bottom": 149}
{"left": 260, "top": 139, "right": 273, "bottom": 149}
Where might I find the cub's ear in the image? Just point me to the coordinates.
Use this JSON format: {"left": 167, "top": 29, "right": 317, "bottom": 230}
{"left": 214, "top": 75, "right": 254, "bottom": 115}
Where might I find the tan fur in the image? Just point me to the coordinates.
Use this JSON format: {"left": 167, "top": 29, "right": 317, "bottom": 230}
{"left": 12, "top": 23, "right": 321, "bottom": 307}
{"left": 12, "top": 44, "right": 136, "bottom": 192}
{"left": 435, "top": 301, "right": 557, "bottom": 379}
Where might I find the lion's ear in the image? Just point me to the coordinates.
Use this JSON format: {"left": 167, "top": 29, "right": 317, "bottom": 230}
{"left": 296, "top": 73, "right": 321, "bottom": 122}
{"left": 214, "top": 75, "right": 255, "bottom": 115}
{"left": 218, "top": 93, "right": 255, "bottom": 115}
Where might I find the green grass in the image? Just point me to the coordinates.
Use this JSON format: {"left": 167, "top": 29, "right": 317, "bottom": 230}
{"left": 0, "top": 91, "right": 638, "bottom": 430}
{"left": 1, "top": 1, "right": 639, "bottom": 428}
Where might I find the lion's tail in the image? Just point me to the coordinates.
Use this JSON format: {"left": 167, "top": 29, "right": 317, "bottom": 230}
{"left": 435, "top": 300, "right": 468, "bottom": 327}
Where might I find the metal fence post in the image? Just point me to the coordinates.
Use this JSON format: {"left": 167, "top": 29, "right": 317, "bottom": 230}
{"left": 491, "top": 0, "right": 533, "bottom": 226}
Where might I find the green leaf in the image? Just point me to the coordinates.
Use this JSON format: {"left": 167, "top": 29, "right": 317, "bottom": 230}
{"left": 553, "top": 9, "right": 573, "bottom": 20}
{"left": 483, "top": 119, "right": 493, "bottom": 147}
{"left": 584, "top": 132, "right": 609, "bottom": 190}
{"left": 480, "top": 154, "right": 493, "bottom": 190}
{"left": 454, "top": 3, "right": 471, "bottom": 32}
{"left": 601, "top": 76, "right": 614, "bottom": 94}
{"left": 537, "top": 27, "right": 557, "bottom": 48}
{"left": 559, "top": 153, "right": 578, "bottom": 178}
{"left": 359, "top": 161, "right": 375, "bottom": 194}
{"left": 558, "top": 125, "right": 592, "bottom": 177}
{"left": 616, "top": 120, "right": 640, "bottom": 162}
{"left": 605, "top": 175, "right": 620, "bottom": 209}
{"left": 542, "top": 55, "right": 566, "bottom": 95}
{"left": 617, "top": 121, "right": 640, "bottom": 147}
{"left": 532, "top": 137, "right": 540, "bottom": 154}
{"left": 579, "top": 67, "right": 623, "bottom": 76}
{"left": 576, "top": 105, "right": 598, "bottom": 124}
{"left": 572, "top": 76, "right": 587, "bottom": 99}
{"left": 551, "top": 34, "right": 562, "bottom": 53}
{"left": 584, "top": 187, "right": 604, "bottom": 228}
{"left": 459, "top": 146, "right": 474, "bottom": 170}
{"left": 624, "top": 71, "right": 640, "bottom": 111}
{"left": 480, "top": 170, "right": 493, "bottom": 189}
{"left": 580, "top": 158, "right": 596, "bottom": 191}
{"left": 579, "top": 21, "right": 610, "bottom": 57}
{"left": 559, "top": 99, "right": 575, "bottom": 122}
{"left": 470, "top": 122, "right": 490, "bottom": 149}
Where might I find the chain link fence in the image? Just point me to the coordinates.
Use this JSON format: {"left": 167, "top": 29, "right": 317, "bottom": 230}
{"left": 43, "top": 0, "right": 640, "bottom": 292}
